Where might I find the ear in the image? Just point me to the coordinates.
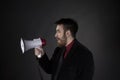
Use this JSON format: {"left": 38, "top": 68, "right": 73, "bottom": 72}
{"left": 66, "top": 30, "right": 71, "bottom": 37}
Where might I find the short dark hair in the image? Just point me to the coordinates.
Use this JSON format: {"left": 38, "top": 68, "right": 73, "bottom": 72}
{"left": 55, "top": 18, "right": 78, "bottom": 38}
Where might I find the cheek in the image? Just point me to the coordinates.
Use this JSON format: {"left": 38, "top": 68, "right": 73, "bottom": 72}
{"left": 59, "top": 35, "right": 64, "bottom": 39}
{"left": 56, "top": 32, "right": 64, "bottom": 39}
{"left": 57, "top": 33, "right": 61, "bottom": 38}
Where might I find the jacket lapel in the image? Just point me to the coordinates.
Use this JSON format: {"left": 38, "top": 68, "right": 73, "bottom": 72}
{"left": 63, "top": 39, "right": 78, "bottom": 61}
{"left": 53, "top": 47, "right": 66, "bottom": 80}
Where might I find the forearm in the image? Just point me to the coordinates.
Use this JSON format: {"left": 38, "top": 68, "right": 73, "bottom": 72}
{"left": 37, "top": 53, "right": 52, "bottom": 74}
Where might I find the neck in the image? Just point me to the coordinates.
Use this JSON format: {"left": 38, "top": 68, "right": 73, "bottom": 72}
{"left": 65, "top": 37, "right": 74, "bottom": 46}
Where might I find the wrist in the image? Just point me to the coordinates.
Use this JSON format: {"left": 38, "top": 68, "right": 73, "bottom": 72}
{"left": 37, "top": 54, "right": 42, "bottom": 58}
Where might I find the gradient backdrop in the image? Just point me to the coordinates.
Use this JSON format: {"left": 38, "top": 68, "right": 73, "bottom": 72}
{"left": 1, "top": 0, "right": 120, "bottom": 80}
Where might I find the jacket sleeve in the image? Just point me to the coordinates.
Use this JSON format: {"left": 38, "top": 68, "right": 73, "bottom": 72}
{"left": 37, "top": 47, "right": 60, "bottom": 74}
{"left": 38, "top": 53, "right": 52, "bottom": 74}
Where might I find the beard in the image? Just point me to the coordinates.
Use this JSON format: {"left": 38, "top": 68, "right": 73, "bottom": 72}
{"left": 56, "top": 35, "right": 67, "bottom": 47}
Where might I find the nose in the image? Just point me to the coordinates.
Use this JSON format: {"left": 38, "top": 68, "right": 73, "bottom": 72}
{"left": 55, "top": 33, "right": 57, "bottom": 38}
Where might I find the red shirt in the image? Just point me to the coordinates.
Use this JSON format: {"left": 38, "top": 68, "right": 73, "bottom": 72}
{"left": 64, "top": 40, "right": 74, "bottom": 58}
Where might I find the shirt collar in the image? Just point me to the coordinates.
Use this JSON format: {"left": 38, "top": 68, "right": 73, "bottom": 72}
{"left": 65, "top": 39, "right": 74, "bottom": 52}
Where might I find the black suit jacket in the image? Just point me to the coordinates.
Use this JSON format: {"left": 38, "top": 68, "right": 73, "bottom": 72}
{"left": 38, "top": 39, "right": 94, "bottom": 80}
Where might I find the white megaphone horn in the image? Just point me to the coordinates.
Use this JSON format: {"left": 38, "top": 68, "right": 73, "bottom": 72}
{"left": 20, "top": 37, "right": 46, "bottom": 53}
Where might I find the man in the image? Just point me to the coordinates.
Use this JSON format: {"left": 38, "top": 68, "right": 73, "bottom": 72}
{"left": 34, "top": 18, "right": 94, "bottom": 80}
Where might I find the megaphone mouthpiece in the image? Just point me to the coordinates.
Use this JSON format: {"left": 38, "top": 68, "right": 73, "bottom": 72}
{"left": 41, "top": 38, "right": 46, "bottom": 46}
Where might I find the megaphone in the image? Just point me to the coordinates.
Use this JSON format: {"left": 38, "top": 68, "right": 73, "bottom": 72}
{"left": 20, "top": 37, "right": 46, "bottom": 53}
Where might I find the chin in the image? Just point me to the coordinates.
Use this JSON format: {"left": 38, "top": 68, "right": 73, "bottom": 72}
{"left": 58, "top": 45, "right": 64, "bottom": 47}
{"left": 57, "top": 40, "right": 66, "bottom": 47}
{"left": 57, "top": 43, "right": 61, "bottom": 47}
{"left": 57, "top": 43, "right": 65, "bottom": 47}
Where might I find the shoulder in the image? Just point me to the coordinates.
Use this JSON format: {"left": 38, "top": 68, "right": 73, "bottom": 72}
{"left": 73, "top": 40, "right": 94, "bottom": 66}
{"left": 73, "top": 39, "right": 93, "bottom": 57}
{"left": 74, "top": 39, "right": 90, "bottom": 51}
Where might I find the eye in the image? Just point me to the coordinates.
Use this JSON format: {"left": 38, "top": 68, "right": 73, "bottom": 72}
{"left": 56, "top": 30, "right": 61, "bottom": 33}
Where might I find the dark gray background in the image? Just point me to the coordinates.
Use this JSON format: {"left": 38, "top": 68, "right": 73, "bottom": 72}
{"left": 1, "top": 0, "right": 120, "bottom": 80}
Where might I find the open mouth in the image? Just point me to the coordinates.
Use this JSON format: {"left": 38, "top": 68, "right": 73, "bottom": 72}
{"left": 56, "top": 38, "right": 60, "bottom": 41}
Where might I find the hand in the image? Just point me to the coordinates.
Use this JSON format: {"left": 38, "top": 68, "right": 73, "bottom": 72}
{"left": 34, "top": 46, "right": 45, "bottom": 58}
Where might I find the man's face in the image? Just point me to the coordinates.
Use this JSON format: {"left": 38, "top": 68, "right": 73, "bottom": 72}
{"left": 55, "top": 24, "right": 67, "bottom": 47}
